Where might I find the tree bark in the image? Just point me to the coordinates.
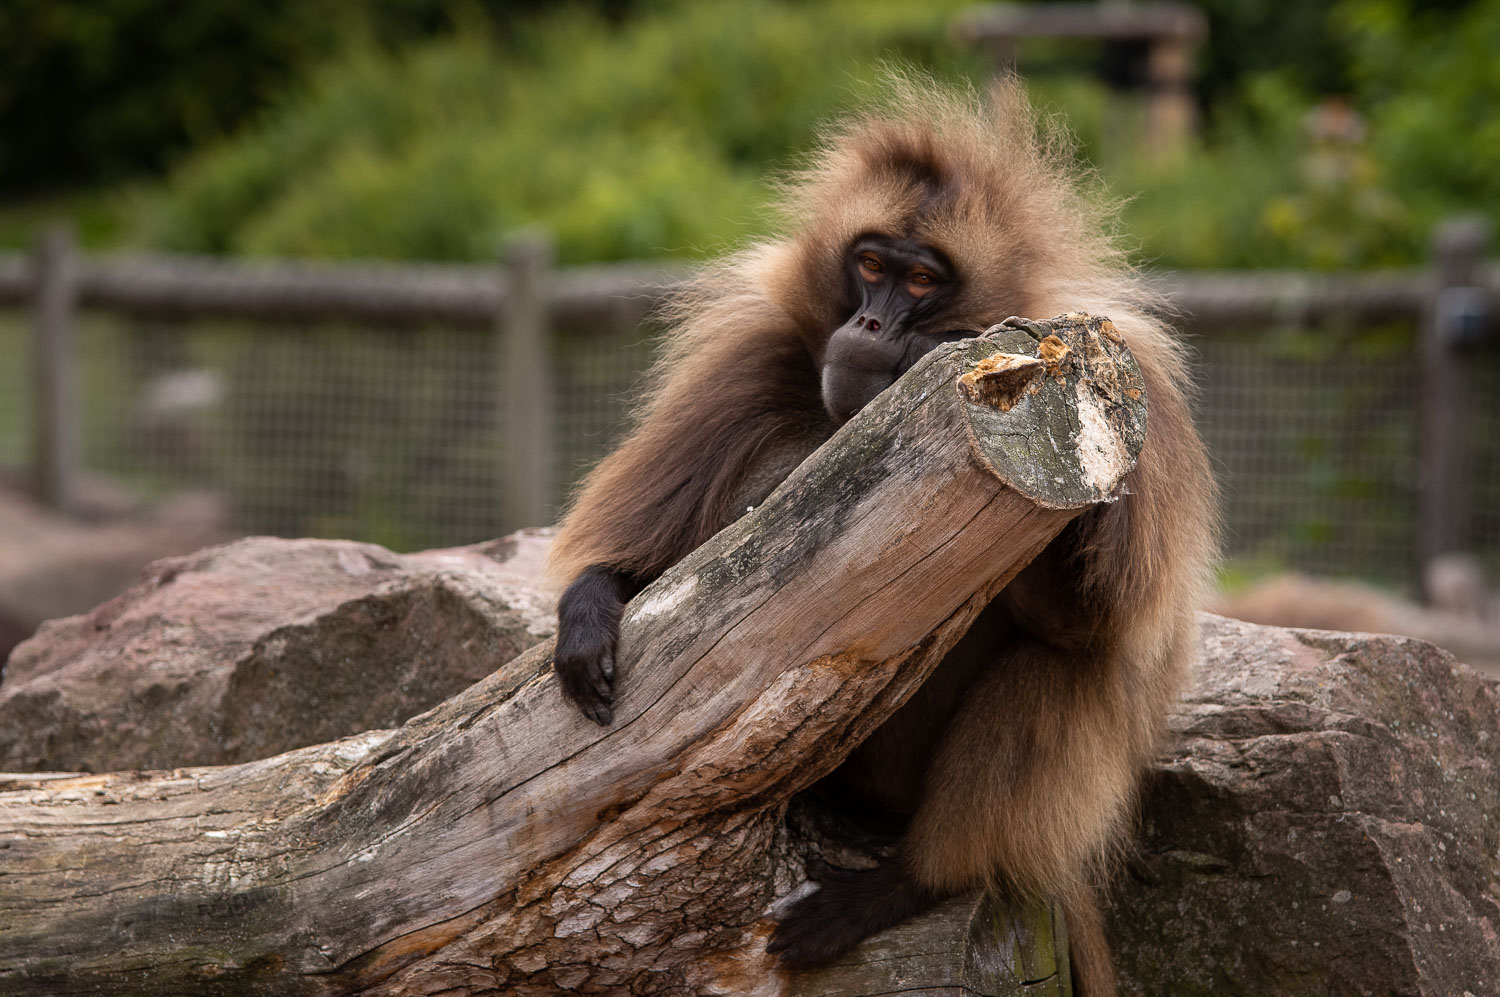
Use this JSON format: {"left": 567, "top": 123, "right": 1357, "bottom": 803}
{"left": 0, "top": 314, "right": 1147, "bottom": 996}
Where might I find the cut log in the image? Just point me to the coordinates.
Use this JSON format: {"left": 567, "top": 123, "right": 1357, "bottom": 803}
{"left": 0, "top": 314, "right": 1146, "bottom": 996}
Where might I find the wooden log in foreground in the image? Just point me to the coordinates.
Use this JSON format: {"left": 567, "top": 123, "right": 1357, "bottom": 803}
{"left": 0, "top": 314, "right": 1147, "bottom": 996}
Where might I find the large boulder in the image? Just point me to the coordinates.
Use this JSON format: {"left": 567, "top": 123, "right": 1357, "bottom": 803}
{"left": 0, "top": 531, "right": 555, "bottom": 772}
{"left": 1114, "top": 614, "right": 1500, "bottom": 997}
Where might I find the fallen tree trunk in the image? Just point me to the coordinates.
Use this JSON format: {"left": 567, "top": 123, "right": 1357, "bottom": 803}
{"left": 0, "top": 315, "right": 1147, "bottom": 996}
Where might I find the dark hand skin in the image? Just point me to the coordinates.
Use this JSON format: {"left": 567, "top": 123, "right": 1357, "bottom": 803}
{"left": 767, "top": 856, "right": 941, "bottom": 968}
{"left": 553, "top": 564, "right": 642, "bottom": 725}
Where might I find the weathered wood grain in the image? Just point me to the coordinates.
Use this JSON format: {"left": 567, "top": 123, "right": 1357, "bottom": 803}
{"left": 0, "top": 315, "right": 1145, "bottom": 996}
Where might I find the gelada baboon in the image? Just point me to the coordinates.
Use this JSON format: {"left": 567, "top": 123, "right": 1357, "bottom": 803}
{"left": 547, "top": 74, "right": 1216, "bottom": 993}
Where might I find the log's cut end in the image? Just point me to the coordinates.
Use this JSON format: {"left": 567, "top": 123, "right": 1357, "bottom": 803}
{"left": 957, "top": 313, "right": 1148, "bottom": 510}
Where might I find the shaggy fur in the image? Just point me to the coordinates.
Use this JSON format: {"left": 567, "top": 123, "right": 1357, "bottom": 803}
{"left": 548, "top": 74, "right": 1217, "bottom": 994}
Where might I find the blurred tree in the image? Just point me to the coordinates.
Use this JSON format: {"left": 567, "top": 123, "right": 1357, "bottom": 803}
{"left": 0, "top": 0, "right": 638, "bottom": 190}
{"left": 1338, "top": 0, "right": 1500, "bottom": 225}
{"left": 1114, "top": 0, "right": 1497, "bottom": 269}
{"left": 13, "top": 0, "right": 1497, "bottom": 270}
{"left": 1190, "top": 0, "right": 1353, "bottom": 113}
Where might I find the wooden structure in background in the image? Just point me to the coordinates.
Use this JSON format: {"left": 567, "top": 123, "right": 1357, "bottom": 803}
{"left": 953, "top": 2, "right": 1208, "bottom": 156}
{"left": 1419, "top": 216, "right": 1493, "bottom": 601}
{"left": 28, "top": 225, "right": 79, "bottom": 516}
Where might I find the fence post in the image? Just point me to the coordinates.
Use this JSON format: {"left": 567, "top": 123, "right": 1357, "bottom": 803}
{"left": 1418, "top": 215, "right": 1491, "bottom": 601}
{"left": 499, "top": 231, "right": 556, "bottom": 532}
{"left": 31, "top": 223, "right": 80, "bottom": 516}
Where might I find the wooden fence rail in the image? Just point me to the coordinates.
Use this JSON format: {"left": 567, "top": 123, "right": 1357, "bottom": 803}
{"left": 5, "top": 244, "right": 1492, "bottom": 328}
{"left": 2, "top": 220, "right": 1494, "bottom": 595}
{"left": 0, "top": 238, "right": 683, "bottom": 328}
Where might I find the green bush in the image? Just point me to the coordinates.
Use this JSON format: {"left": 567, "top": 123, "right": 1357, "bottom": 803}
{"left": 1109, "top": 72, "right": 1415, "bottom": 270}
{"left": 1339, "top": 0, "right": 1500, "bottom": 228}
{"left": 140, "top": 1, "right": 987, "bottom": 263}
{"left": 1039, "top": 0, "right": 1500, "bottom": 270}
{"left": 123, "top": 0, "right": 1500, "bottom": 270}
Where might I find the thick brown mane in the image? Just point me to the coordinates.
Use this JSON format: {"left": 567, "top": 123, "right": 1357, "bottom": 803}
{"left": 546, "top": 74, "right": 1217, "bottom": 994}
{"left": 552, "top": 75, "right": 1194, "bottom": 584}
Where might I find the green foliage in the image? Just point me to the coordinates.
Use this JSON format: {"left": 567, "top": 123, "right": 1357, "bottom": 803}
{"left": 1047, "top": 0, "right": 1500, "bottom": 270}
{"left": 27, "top": 0, "right": 1499, "bottom": 271}
{"left": 0, "top": 0, "right": 336, "bottom": 187}
{"left": 1146, "top": 0, "right": 1500, "bottom": 268}
{"left": 1339, "top": 0, "right": 1500, "bottom": 226}
{"left": 1110, "top": 72, "right": 1416, "bottom": 270}
{"left": 1191, "top": 0, "right": 1354, "bottom": 112}
{"left": 140, "top": 0, "right": 985, "bottom": 263}
{"left": 0, "top": 0, "right": 634, "bottom": 190}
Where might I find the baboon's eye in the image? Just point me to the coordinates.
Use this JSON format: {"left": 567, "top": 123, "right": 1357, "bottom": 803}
{"left": 858, "top": 254, "right": 884, "bottom": 281}
{"left": 906, "top": 270, "right": 939, "bottom": 297}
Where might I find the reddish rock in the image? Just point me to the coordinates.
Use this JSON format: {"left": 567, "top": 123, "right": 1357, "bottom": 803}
{"left": 0, "top": 531, "right": 555, "bottom": 772}
{"left": 1114, "top": 614, "right": 1500, "bottom": 997}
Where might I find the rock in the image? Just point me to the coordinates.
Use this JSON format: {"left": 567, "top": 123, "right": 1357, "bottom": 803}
{"left": 7, "top": 540, "right": 1496, "bottom": 995}
{"left": 0, "top": 531, "right": 556, "bottom": 773}
{"left": 1113, "top": 614, "right": 1500, "bottom": 997}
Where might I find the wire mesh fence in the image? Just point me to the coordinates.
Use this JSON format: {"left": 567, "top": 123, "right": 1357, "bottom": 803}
{"left": 2, "top": 247, "right": 1497, "bottom": 596}
{"left": 0, "top": 311, "right": 663, "bottom": 552}
{"left": 1469, "top": 357, "right": 1500, "bottom": 584}
{"left": 119, "top": 319, "right": 505, "bottom": 550}
{"left": 1195, "top": 324, "right": 1424, "bottom": 590}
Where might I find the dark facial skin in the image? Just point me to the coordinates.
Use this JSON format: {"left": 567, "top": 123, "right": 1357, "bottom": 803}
{"left": 820, "top": 235, "right": 971, "bottom": 424}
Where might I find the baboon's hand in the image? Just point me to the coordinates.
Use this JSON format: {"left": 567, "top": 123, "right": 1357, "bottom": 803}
{"left": 768, "top": 857, "right": 939, "bottom": 969}
{"left": 553, "top": 621, "right": 616, "bottom": 726}
{"left": 555, "top": 565, "right": 634, "bottom": 726}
